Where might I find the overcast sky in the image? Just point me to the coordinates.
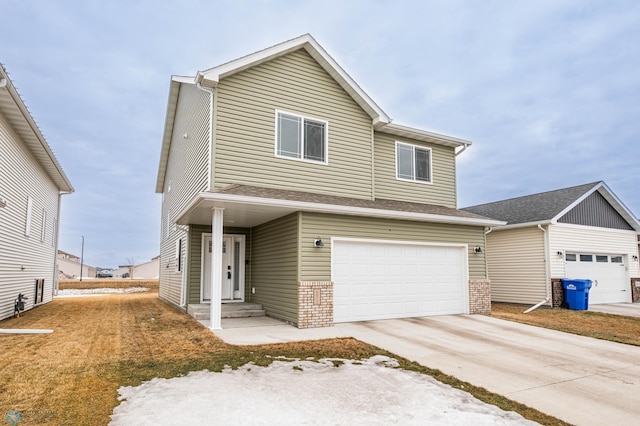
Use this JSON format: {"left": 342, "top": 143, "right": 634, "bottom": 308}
{"left": 2, "top": 0, "right": 639, "bottom": 268}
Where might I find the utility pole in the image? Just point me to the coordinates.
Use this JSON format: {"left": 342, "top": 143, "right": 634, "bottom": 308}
{"left": 80, "top": 236, "right": 84, "bottom": 282}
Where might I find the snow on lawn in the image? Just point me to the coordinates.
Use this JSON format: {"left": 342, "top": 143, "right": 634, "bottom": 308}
{"left": 56, "top": 287, "right": 150, "bottom": 296}
{"left": 110, "top": 356, "right": 538, "bottom": 425}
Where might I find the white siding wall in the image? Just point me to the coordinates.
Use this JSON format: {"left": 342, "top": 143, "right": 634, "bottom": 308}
{"left": 159, "top": 83, "right": 210, "bottom": 306}
{"left": 549, "top": 223, "right": 640, "bottom": 278}
{"left": 486, "top": 227, "right": 547, "bottom": 304}
{"left": 0, "top": 112, "right": 60, "bottom": 319}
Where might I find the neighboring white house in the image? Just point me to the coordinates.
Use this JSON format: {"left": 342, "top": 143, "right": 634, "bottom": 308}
{"left": 113, "top": 256, "right": 160, "bottom": 279}
{"left": 464, "top": 182, "right": 640, "bottom": 308}
{"left": 0, "top": 64, "right": 74, "bottom": 320}
{"left": 57, "top": 250, "right": 96, "bottom": 279}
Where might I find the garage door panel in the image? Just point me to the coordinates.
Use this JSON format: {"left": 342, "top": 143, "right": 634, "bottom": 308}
{"left": 565, "top": 253, "right": 630, "bottom": 304}
{"left": 333, "top": 240, "right": 468, "bottom": 322}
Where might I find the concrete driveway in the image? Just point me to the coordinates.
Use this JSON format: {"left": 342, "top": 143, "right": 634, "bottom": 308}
{"left": 588, "top": 302, "right": 640, "bottom": 318}
{"left": 215, "top": 315, "right": 640, "bottom": 426}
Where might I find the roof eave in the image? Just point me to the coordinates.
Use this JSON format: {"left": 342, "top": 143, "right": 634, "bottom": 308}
{"left": 176, "top": 192, "right": 505, "bottom": 227}
{"left": 196, "top": 34, "right": 391, "bottom": 127}
{"left": 376, "top": 122, "right": 472, "bottom": 148}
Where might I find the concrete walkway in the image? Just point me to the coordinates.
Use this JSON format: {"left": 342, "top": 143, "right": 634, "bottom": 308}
{"left": 588, "top": 303, "right": 640, "bottom": 318}
{"left": 214, "top": 315, "right": 640, "bottom": 426}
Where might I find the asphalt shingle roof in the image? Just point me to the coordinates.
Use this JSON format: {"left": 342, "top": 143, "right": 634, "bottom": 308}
{"left": 462, "top": 182, "right": 601, "bottom": 225}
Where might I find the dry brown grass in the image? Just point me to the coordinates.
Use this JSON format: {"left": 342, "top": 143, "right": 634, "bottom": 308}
{"left": 491, "top": 303, "right": 640, "bottom": 346}
{"left": 0, "top": 293, "right": 567, "bottom": 425}
{"left": 59, "top": 279, "right": 159, "bottom": 290}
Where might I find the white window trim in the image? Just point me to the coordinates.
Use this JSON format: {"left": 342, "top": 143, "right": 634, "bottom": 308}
{"left": 25, "top": 196, "right": 33, "bottom": 237}
{"left": 395, "top": 141, "right": 433, "bottom": 185}
{"left": 41, "top": 209, "right": 47, "bottom": 243}
{"left": 274, "top": 110, "right": 329, "bottom": 165}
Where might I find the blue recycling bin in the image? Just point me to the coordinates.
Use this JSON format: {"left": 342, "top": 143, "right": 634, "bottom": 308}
{"left": 561, "top": 279, "right": 592, "bottom": 310}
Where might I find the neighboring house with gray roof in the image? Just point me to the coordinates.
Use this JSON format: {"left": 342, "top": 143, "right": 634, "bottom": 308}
{"left": 0, "top": 65, "right": 73, "bottom": 320}
{"left": 156, "top": 34, "right": 503, "bottom": 329}
{"left": 464, "top": 182, "right": 640, "bottom": 308}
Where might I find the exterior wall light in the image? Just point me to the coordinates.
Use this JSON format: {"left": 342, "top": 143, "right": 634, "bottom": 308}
{"left": 633, "top": 255, "right": 639, "bottom": 262}
{"left": 0, "top": 196, "right": 6, "bottom": 208}
{"left": 313, "top": 238, "right": 324, "bottom": 248}
{"left": 473, "top": 246, "right": 482, "bottom": 254}
{"left": 557, "top": 251, "right": 564, "bottom": 258}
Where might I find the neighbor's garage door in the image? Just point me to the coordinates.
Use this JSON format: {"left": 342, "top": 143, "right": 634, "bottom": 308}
{"left": 565, "top": 253, "right": 630, "bottom": 304}
{"left": 332, "top": 240, "right": 468, "bottom": 323}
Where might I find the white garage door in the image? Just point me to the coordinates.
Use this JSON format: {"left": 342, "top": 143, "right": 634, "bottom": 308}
{"left": 332, "top": 240, "right": 468, "bottom": 323}
{"left": 565, "top": 253, "right": 630, "bottom": 304}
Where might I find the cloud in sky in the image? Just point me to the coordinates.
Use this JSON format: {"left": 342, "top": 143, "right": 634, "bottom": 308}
{"left": 2, "top": 0, "right": 639, "bottom": 267}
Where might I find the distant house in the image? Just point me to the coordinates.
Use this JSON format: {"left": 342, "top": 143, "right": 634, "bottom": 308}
{"left": 57, "top": 250, "right": 96, "bottom": 279}
{"left": 155, "top": 34, "right": 502, "bottom": 329}
{"left": 464, "top": 182, "right": 640, "bottom": 307}
{"left": 0, "top": 65, "right": 73, "bottom": 320}
{"left": 113, "top": 256, "right": 159, "bottom": 279}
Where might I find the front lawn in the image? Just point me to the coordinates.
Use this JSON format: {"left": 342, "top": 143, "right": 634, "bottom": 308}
{"left": 0, "top": 293, "right": 567, "bottom": 425}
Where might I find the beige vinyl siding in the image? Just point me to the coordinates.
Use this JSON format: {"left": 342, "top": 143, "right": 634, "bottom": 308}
{"left": 485, "top": 227, "right": 547, "bottom": 304}
{"left": 549, "top": 224, "right": 640, "bottom": 278}
{"left": 214, "top": 49, "right": 374, "bottom": 200}
{"left": 0, "top": 112, "right": 60, "bottom": 320}
{"left": 159, "top": 83, "right": 211, "bottom": 306}
{"left": 251, "top": 213, "right": 299, "bottom": 324}
{"left": 187, "top": 225, "right": 252, "bottom": 305}
{"left": 373, "top": 132, "right": 457, "bottom": 208}
{"left": 299, "top": 212, "right": 486, "bottom": 281}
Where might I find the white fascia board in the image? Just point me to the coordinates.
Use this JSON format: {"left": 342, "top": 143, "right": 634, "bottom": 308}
{"left": 182, "top": 192, "right": 505, "bottom": 227}
{"left": 377, "top": 123, "right": 471, "bottom": 148}
{"left": 156, "top": 78, "right": 186, "bottom": 193}
{"left": 195, "top": 34, "right": 391, "bottom": 125}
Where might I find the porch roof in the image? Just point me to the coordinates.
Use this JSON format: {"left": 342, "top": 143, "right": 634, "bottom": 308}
{"left": 175, "top": 185, "right": 505, "bottom": 228}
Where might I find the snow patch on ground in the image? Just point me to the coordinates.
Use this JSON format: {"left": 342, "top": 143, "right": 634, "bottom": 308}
{"left": 110, "top": 356, "right": 539, "bottom": 425}
{"left": 57, "top": 287, "right": 150, "bottom": 296}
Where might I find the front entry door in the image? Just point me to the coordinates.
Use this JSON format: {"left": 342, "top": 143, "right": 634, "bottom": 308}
{"left": 202, "top": 234, "right": 245, "bottom": 302}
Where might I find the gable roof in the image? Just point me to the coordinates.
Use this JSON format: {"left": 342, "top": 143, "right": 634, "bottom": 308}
{"left": 0, "top": 64, "right": 73, "bottom": 193}
{"left": 156, "top": 35, "right": 470, "bottom": 192}
{"left": 197, "top": 34, "right": 391, "bottom": 128}
{"left": 462, "top": 181, "right": 640, "bottom": 232}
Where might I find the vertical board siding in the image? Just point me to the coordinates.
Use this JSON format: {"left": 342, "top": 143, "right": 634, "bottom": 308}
{"left": 374, "top": 132, "right": 457, "bottom": 208}
{"left": 251, "top": 213, "right": 299, "bottom": 324}
{"left": 299, "top": 212, "right": 486, "bottom": 282}
{"left": 214, "top": 50, "right": 374, "bottom": 200}
{"left": 549, "top": 224, "right": 640, "bottom": 278}
{"left": 0, "top": 112, "right": 60, "bottom": 319}
{"left": 159, "top": 83, "right": 211, "bottom": 306}
{"left": 559, "top": 191, "right": 633, "bottom": 230}
{"left": 486, "top": 227, "right": 547, "bottom": 304}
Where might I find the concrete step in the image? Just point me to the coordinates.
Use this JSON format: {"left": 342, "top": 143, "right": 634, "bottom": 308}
{"left": 188, "top": 303, "right": 265, "bottom": 320}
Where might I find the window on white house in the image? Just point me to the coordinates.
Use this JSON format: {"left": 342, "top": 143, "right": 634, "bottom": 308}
{"left": 580, "top": 254, "right": 593, "bottom": 262}
{"left": 175, "top": 238, "right": 182, "bottom": 272}
{"left": 41, "top": 209, "right": 47, "bottom": 243}
{"left": 25, "top": 196, "right": 33, "bottom": 236}
{"left": 396, "top": 142, "right": 432, "bottom": 183}
{"left": 276, "top": 111, "right": 327, "bottom": 163}
{"left": 565, "top": 253, "right": 577, "bottom": 261}
{"left": 596, "top": 255, "right": 608, "bottom": 263}
{"left": 611, "top": 256, "right": 623, "bottom": 263}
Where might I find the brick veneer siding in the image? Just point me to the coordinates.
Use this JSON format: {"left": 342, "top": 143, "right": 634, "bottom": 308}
{"left": 298, "top": 281, "right": 333, "bottom": 328}
{"left": 551, "top": 278, "right": 565, "bottom": 308}
{"left": 632, "top": 279, "right": 640, "bottom": 303}
{"left": 469, "top": 279, "right": 491, "bottom": 314}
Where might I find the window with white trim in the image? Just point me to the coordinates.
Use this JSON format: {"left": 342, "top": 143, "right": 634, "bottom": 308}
{"left": 25, "top": 196, "right": 33, "bottom": 236}
{"left": 41, "top": 209, "right": 47, "bottom": 243}
{"left": 175, "top": 238, "right": 182, "bottom": 272}
{"left": 396, "top": 142, "right": 432, "bottom": 183}
{"left": 275, "top": 111, "right": 327, "bottom": 163}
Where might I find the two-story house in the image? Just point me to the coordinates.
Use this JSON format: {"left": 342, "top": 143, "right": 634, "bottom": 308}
{"left": 156, "top": 35, "right": 503, "bottom": 329}
{"left": 0, "top": 64, "right": 74, "bottom": 320}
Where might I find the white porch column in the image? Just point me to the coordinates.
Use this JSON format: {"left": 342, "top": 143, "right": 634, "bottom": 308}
{"left": 209, "top": 207, "right": 224, "bottom": 330}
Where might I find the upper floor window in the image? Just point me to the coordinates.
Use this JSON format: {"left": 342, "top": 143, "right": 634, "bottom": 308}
{"left": 396, "top": 142, "right": 432, "bottom": 183}
{"left": 275, "top": 111, "right": 327, "bottom": 163}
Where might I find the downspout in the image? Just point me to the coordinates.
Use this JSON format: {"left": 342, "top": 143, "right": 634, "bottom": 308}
{"left": 195, "top": 80, "right": 214, "bottom": 191}
{"left": 455, "top": 142, "right": 470, "bottom": 156}
{"left": 53, "top": 192, "right": 63, "bottom": 296}
{"left": 484, "top": 227, "right": 492, "bottom": 279}
{"left": 524, "top": 224, "right": 551, "bottom": 313}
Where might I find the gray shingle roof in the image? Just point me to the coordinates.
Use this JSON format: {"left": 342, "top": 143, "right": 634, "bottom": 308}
{"left": 462, "top": 182, "right": 601, "bottom": 225}
{"left": 215, "top": 184, "right": 495, "bottom": 221}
